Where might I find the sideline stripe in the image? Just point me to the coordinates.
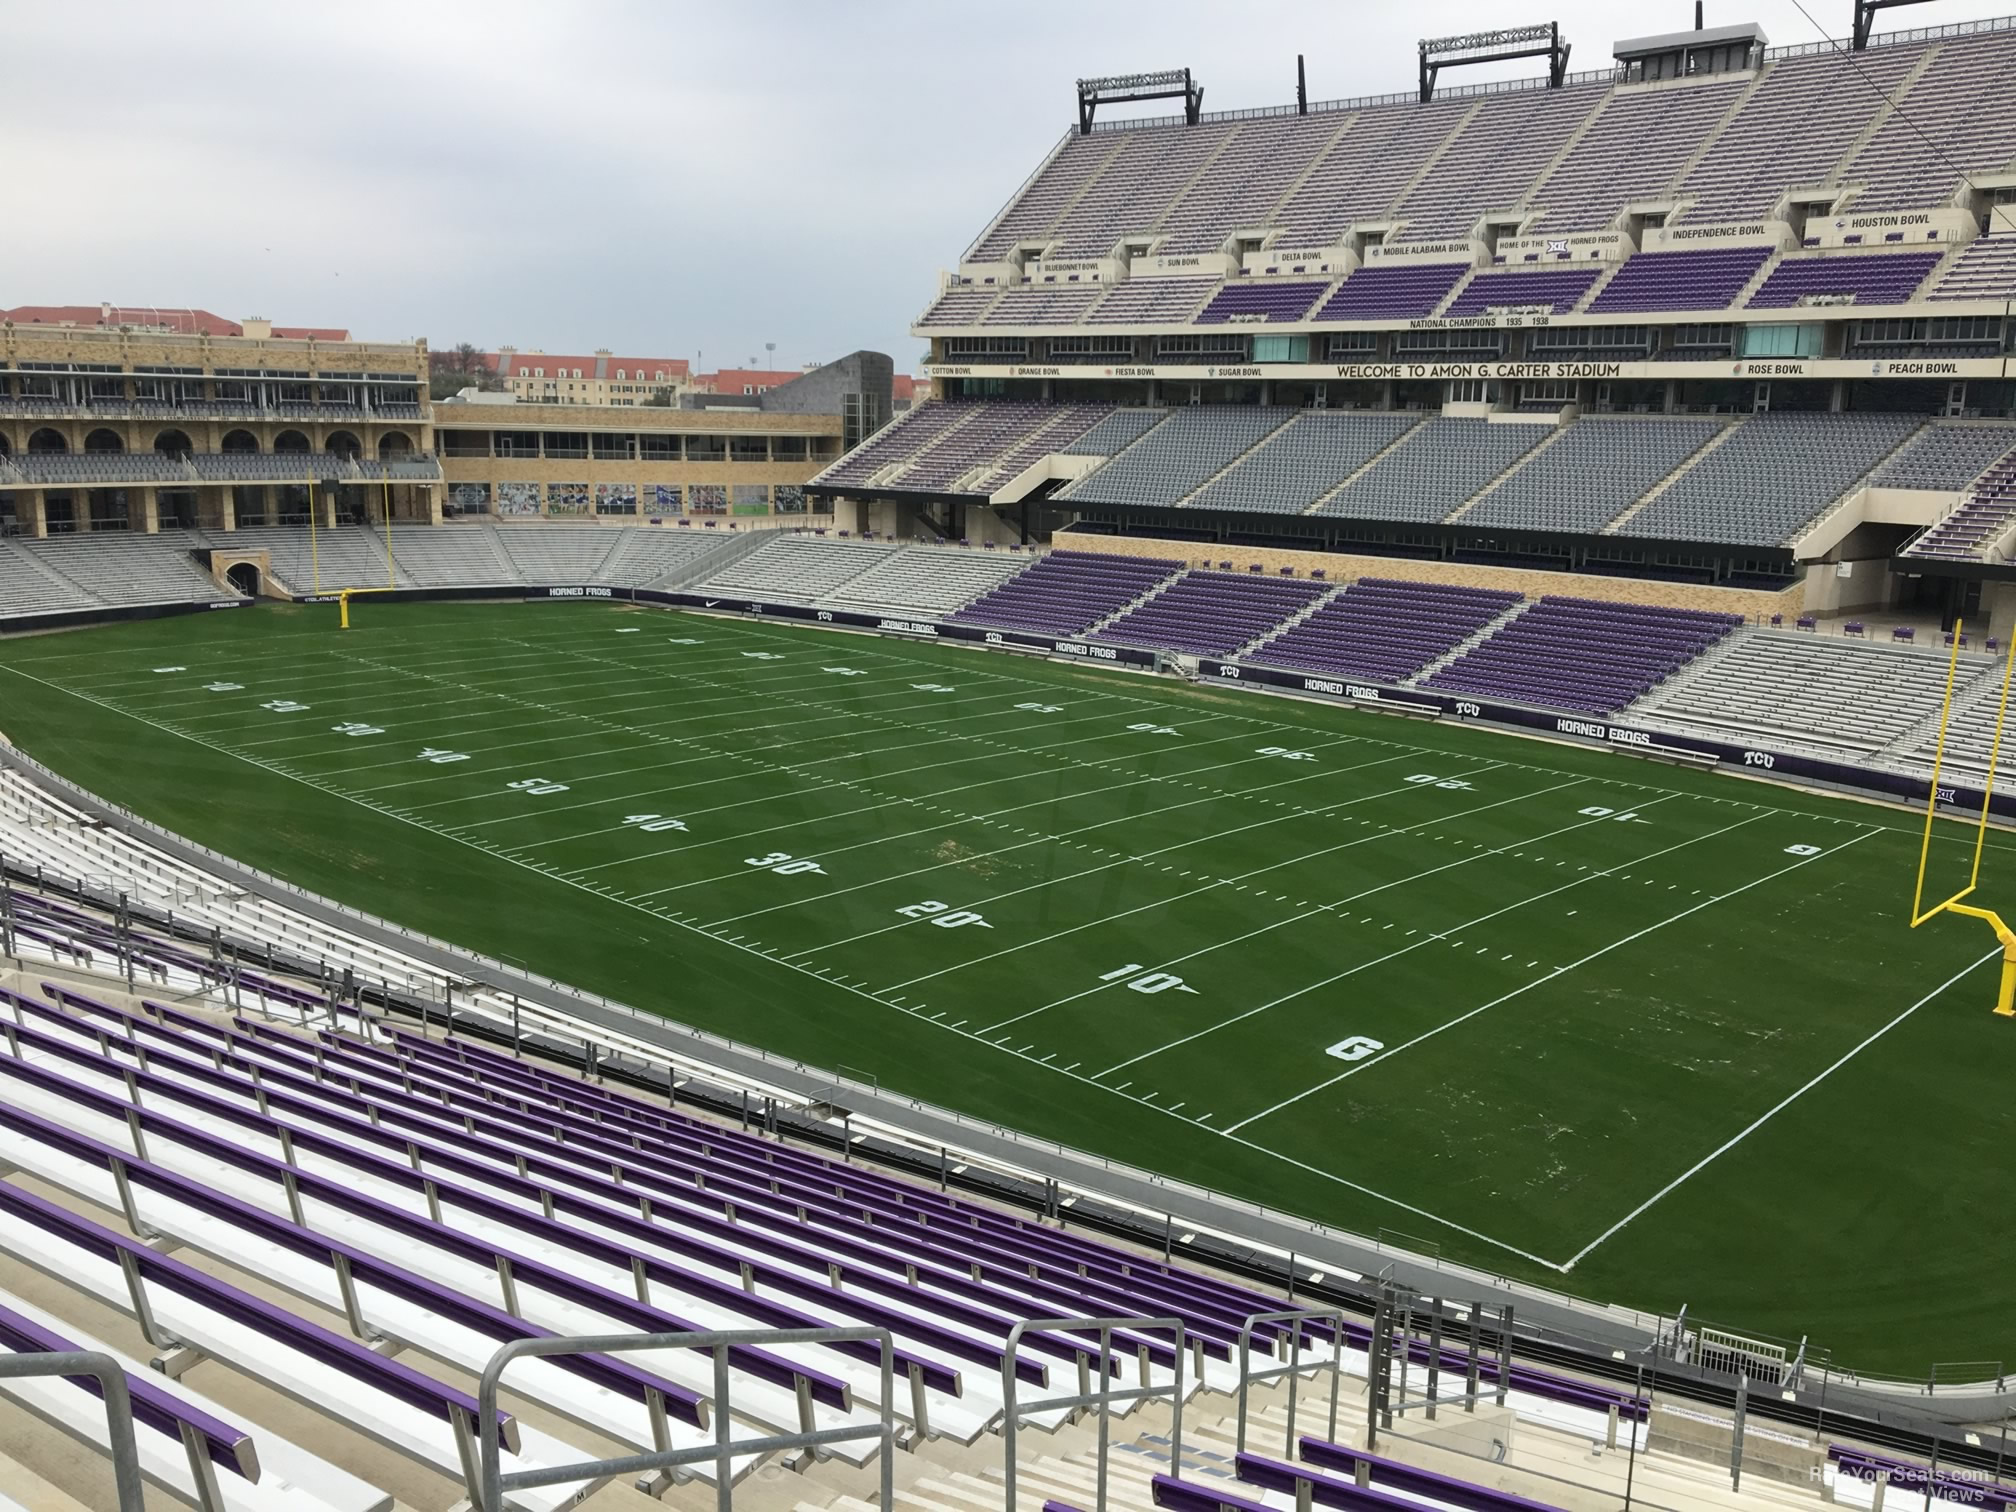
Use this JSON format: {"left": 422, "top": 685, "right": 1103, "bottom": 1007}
{"left": 1561, "top": 944, "right": 1998, "bottom": 1269}
{"left": 1221, "top": 826, "right": 1881, "bottom": 1133}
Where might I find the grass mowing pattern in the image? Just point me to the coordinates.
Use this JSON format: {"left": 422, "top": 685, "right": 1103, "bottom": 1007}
{"left": 0, "top": 599, "right": 2010, "bottom": 1370}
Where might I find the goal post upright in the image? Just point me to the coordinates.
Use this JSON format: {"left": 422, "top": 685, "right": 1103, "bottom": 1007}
{"left": 1908, "top": 618, "right": 2016, "bottom": 1016}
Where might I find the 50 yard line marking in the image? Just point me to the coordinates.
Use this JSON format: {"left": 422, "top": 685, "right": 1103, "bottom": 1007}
{"left": 0, "top": 656, "right": 1565, "bottom": 1271}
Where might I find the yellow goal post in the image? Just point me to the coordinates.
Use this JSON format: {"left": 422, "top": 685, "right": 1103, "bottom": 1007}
{"left": 1909, "top": 618, "right": 2016, "bottom": 1016}
{"left": 302, "top": 477, "right": 400, "bottom": 628}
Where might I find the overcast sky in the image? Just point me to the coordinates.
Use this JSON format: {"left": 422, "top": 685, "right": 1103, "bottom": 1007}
{"left": 3, "top": 0, "right": 2010, "bottom": 373}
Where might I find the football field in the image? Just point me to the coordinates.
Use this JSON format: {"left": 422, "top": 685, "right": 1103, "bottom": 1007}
{"left": 2, "top": 599, "right": 2011, "bottom": 1371}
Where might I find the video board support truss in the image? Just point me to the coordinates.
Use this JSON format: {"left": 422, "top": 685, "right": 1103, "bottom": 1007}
{"left": 1077, "top": 69, "right": 1203, "bottom": 134}
{"left": 1420, "top": 23, "right": 1569, "bottom": 102}
{"left": 1855, "top": 0, "right": 1940, "bottom": 50}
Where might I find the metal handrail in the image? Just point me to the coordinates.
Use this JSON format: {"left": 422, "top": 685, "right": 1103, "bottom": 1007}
{"left": 1002, "top": 1313, "right": 1187, "bottom": 1512}
{"left": 474, "top": 1325, "right": 895, "bottom": 1512}
{"left": 0, "top": 1349, "right": 146, "bottom": 1508}
{"left": 1235, "top": 1307, "right": 1346, "bottom": 1457}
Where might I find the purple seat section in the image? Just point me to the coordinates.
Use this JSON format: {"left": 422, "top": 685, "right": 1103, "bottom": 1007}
{"left": 18, "top": 984, "right": 1209, "bottom": 1372}
{"left": 1587, "top": 247, "right": 1771, "bottom": 314}
{"left": 950, "top": 550, "right": 1182, "bottom": 637}
{"left": 1194, "top": 281, "right": 1330, "bottom": 324}
{"left": 1746, "top": 252, "right": 1942, "bottom": 308}
{"left": 0, "top": 1180, "right": 517, "bottom": 1456}
{"left": 1249, "top": 578, "right": 1521, "bottom": 684}
{"left": 0, "top": 1020, "right": 915, "bottom": 1406}
{"left": 1423, "top": 596, "right": 1741, "bottom": 713}
{"left": 1239, "top": 1450, "right": 1546, "bottom": 1512}
{"left": 1313, "top": 263, "right": 1470, "bottom": 322}
{"left": 0, "top": 1296, "right": 260, "bottom": 1478}
{"left": 6, "top": 993, "right": 1080, "bottom": 1384}
{"left": 1443, "top": 266, "right": 1600, "bottom": 317}
{"left": 1905, "top": 451, "right": 2016, "bottom": 562}
{"left": 1095, "top": 571, "right": 1329, "bottom": 656}
{"left": 0, "top": 1071, "right": 715, "bottom": 1426}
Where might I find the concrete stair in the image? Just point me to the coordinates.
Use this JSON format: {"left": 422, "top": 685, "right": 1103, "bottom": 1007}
{"left": 1061, "top": 410, "right": 1173, "bottom": 499}
{"left": 1234, "top": 583, "right": 1346, "bottom": 658}
{"left": 1443, "top": 421, "right": 1574, "bottom": 523}
{"left": 1602, "top": 417, "right": 1745, "bottom": 534}
{"left": 1404, "top": 599, "right": 1532, "bottom": 686}
{"left": 1172, "top": 411, "right": 1303, "bottom": 507}
{"left": 1300, "top": 416, "right": 1429, "bottom": 517}
{"left": 1084, "top": 566, "right": 1191, "bottom": 636}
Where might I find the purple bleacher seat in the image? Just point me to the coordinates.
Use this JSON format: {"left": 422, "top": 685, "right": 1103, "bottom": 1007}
{"left": 1193, "top": 280, "right": 1330, "bottom": 324}
{"left": 1746, "top": 252, "right": 1942, "bottom": 309}
{"left": 1312, "top": 263, "right": 1469, "bottom": 322}
{"left": 951, "top": 550, "right": 1183, "bottom": 637}
{"left": 1093, "top": 570, "right": 1329, "bottom": 656}
{"left": 1152, "top": 1476, "right": 1275, "bottom": 1512}
{"left": 1588, "top": 247, "right": 1770, "bottom": 314}
{"left": 1250, "top": 577, "right": 1520, "bottom": 684}
{"left": 0, "top": 1297, "right": 260, "bottom": 1478}
{"left": 0, "top": 1181, "right": 517, "bottom": 1455}
{"left": 1444, "top": 266, "right": 1600, "bottom": 317}
{"left": 1424, "top": 596, "right": 1742, "bottom": 714}
{"left": 1895, "top": 626, "right": 1915, "bottom": 641}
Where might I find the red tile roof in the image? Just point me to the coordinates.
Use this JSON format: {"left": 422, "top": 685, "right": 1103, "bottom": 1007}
{"left": 697, "top": 368, "right": 803, "bottom": 393}
{"left": 0, "top": 305, "right": 348, "bottom": 340}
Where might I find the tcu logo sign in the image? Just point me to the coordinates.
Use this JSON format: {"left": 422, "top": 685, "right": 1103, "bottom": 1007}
{"left": 1454, "top": 701, "right": 1481, "bottom": 718}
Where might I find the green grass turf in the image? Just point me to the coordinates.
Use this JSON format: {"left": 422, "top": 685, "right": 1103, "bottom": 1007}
{"left": 1, "top": 599, "right": 2010, "bottom": 1372}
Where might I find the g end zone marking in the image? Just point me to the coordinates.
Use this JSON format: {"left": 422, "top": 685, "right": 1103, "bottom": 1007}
{"left": 1560, "top": 944, "right": 2000, "bottom": 1271}
{"left": 1221, "top": 825, "right": 1883, "bottom": 1135}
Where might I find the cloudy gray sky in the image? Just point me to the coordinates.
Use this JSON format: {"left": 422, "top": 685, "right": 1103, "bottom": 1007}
{"left": 3, "top": 0, "right": 2010, "bottom": 371}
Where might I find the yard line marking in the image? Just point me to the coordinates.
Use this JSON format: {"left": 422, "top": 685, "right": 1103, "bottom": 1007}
{"left": 445, "top": 689, "right": 1171, "bottom": 828}
{"left": 1561, "top": 944, "right": 1999, "bottom": 1270}
{"left": 712, "top": 731, "right": 1393, "bottom": 927}
{"left": 943, "top": 774, "right": 1610, "bottom": 1017}
{"left": 1219, "top": 825, "right": 1881, "bottom": 1133}
{"left": 773, "top": 749, "right": 1498, "bottom": 953}
{"left": 1073, "top": 794, "right": 1708, "bottom": 1061}
{"left": 495, "top": 700, "right": 1253, "bottom": 851}
{"left": 329, "top": 652, "right": 1086, "bottom": 791}
{"left": 602, "top": 721, "right": 1321, "bottom": 889}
